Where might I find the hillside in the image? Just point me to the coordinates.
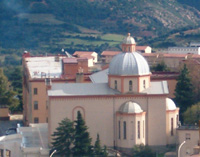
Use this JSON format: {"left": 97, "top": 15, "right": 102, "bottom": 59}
{"left": 1, "top": 0, "right": 200, "bottom": 54}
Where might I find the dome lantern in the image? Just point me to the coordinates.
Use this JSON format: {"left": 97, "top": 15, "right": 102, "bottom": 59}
{"left": 122, "top": 33, "right": 136, "bottom": 52}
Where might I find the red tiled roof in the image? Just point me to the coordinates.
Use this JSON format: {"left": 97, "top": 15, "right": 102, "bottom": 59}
{"left": 63, "top": 58, "right": 78, "bottom": 64}
{"left": 192, "top": 54, "right": 200, "bottom": 58}
{"left": 73, "top": 51, "right": 95, "bottom": 56}
{"left": 136, "top": 46, "right": 149, "bottom": 50}
{"left": 78, "top": 54, "right": 94, "bottom": 59}
{"left": 62, "top": 57, "right": 88, "bottom": 63}
{"left": 142, "top": 53, "right": 158, "bottom": 57}
{"left": 101, "top": 51, "right": 121, "bottom": 56}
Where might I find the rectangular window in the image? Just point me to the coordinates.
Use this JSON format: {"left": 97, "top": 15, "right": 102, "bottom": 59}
{"left": 138, "top": 121, "right": 140, "bottom": 139}
{"left": 129, "top": 80, "right": 132, "bottom": 91}
{"left": 118, "top": 121, "right": 121, "bottom": 139}
{"left": 34, "top": 117, "right": 39, "bottom": 123}
{"left": 33, "top": 88, "right": 38, "bottom": 95}
{"left": 143, "top": 80, "right": 146, "bottom": 89}
{"left": 114, "top": 80, "right": 117, "bottom": 90}
{"left": 34, "top": 101, "right": 38, "bottom": 110}
{"left": 186, "top": 133, "right": 191, "bottom": 140}
{"left": 123, "top": 121, "right": 126, "bottom": 139}
{"left": 171, "top": 118, "right": 174, "bottom": 136}
{"left": 46, "top": 117, "right": 48, "bottom": 123}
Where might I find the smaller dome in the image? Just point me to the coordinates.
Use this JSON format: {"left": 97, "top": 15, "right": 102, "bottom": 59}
{"left": 119, "top": 101, "right": 143, "bottom": 113}
{"left": 122, "top": 33, "right": 136, "bottom": 44}
{"left": 166, "top": 98, "right": 176, "bottom": 111}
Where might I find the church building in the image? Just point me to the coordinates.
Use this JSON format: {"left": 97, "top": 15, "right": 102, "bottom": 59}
{"left": 47, "top": 33, "right": 179, "bottom": 151}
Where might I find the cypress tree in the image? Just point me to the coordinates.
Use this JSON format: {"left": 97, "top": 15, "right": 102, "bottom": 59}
{"left": 174, "top": 64, "right": 194, "bottom": 121}
{"left": 73, "top": 111, "right": 92, "bottom": 156}
{"left": 51, "top": 118, "right": 75, "bottom": 156}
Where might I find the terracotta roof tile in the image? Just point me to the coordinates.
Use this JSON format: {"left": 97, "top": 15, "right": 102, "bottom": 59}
{"left": 73, "top": 51, "right": 95, "bottom": 56}
{"left": 136, "top": 46, "right": 148, "bottom": 50}
{"left": 101, "top": 51, "right": 121, "bottom": 56}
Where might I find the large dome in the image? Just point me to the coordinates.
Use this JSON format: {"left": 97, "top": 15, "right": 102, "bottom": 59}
{"left": 109, "top": 52, "right": 150, "bottom": 76}
{"left": 122, "top": 33, "right": 136, "bottom": 44}
{"left": 119, "top": 101, "right": 143, "bottom": 114}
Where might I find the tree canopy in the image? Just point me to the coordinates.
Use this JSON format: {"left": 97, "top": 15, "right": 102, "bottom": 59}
{"left": 183, "top": 102, "right": 200, "bottom": 125}
{"left": 0, "top": 68, "right": 18, "bottom": 107}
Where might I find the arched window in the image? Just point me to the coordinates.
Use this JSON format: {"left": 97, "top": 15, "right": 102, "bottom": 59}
{"left": 114, "top": 80, "right": 117, "bottom": 90}
{"left": 72, "top": 106, "right": 85, "bottom": 121}
{"left": 129, "top": 80, "right": 132, "bottom": 91}
{"left": 123, "top": 121, "right": 126, "bottom": 139}
{"left": 143, "top": 80, "right": 146, "bottom": 89}
{"left": 138, "top": 121, "right": 140, "bottom": 139}
{"left": 171, "top": 118, "right": 174, "bottom": 136}
{"left": 118, "top": 121, "right": 121, "bottom": 139}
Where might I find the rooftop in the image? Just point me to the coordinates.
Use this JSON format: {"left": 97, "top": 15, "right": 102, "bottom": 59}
{"left": 101, "top": 51, "right": 121, "bottom": 56}
{"left": 89, "top": 69, "right": 108, "bottom": 83}
{"left": 25, "top": 56, "right": 66, "bottom": 79}
{"left": 48, "top": 80, "right": 168, "bottom": 97}
{"left": 141, "top": 81, "right": 169, "bottom": 95}
{"left": 0, "top": 124, "right": 49, "bottom": 155}
{"left": 48, "top": 83, "right": 120, "bottom": 96}
{"left": 177, "top": 125, "right": 199, "bottom": 130}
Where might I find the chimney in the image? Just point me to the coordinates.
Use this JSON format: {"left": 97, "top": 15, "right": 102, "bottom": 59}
{"left": 76, "top": 67, "right": 84, "bottom": 83}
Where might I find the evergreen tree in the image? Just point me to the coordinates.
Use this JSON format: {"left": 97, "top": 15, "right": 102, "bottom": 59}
{"left": 174, "top": 64, "right": 194, "bottom": 121}
{"left": 51, "top": 118, "right": 75, "bottom": 156}
{"left": 73, "top": 111, "right": 92, "bottom": 156}
{"left": 94, "top": 133, "right": 103, "bottom": 156}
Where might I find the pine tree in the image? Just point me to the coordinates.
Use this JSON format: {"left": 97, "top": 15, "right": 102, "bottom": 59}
{"left": 174, "top": 64, "right": 194, "bottom": 121}
{"left": 73, "top": 111, "right": 92, "bottom": 156}
{"left": 94, "top": 133, "right": 103, "bottom": 156}
{"left": 51, "top": 118, "right": 75, "bottom": 156}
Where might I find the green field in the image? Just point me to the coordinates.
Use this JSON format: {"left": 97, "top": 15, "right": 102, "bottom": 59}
{"left": 57, "top": 33, "right": 124, "bottom": 50}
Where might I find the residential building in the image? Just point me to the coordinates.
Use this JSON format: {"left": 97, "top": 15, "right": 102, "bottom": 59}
{"left": 73, "top": 51, "right": 98, "bottom": 65}
{"left": 168, "top": 47, "right": 200, "bottom": 55}
{"left": 177, "top": 125, "right": 200, "bottom": 156}
{"left": 22, "top": 53, "right": 92, "bottom": 125}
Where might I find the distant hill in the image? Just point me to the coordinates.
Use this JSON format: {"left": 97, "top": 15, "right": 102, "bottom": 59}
{"left": 1, "top": 0, "right": 200, "bottom": 53}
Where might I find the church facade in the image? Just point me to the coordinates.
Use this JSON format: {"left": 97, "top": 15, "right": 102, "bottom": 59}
{"left": 47, "top": 33, "right": 179, "bottom": 150}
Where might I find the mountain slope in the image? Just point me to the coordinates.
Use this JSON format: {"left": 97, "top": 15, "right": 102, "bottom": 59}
{"left": 0, "top": 0, "right": 200, "bottom": 52}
